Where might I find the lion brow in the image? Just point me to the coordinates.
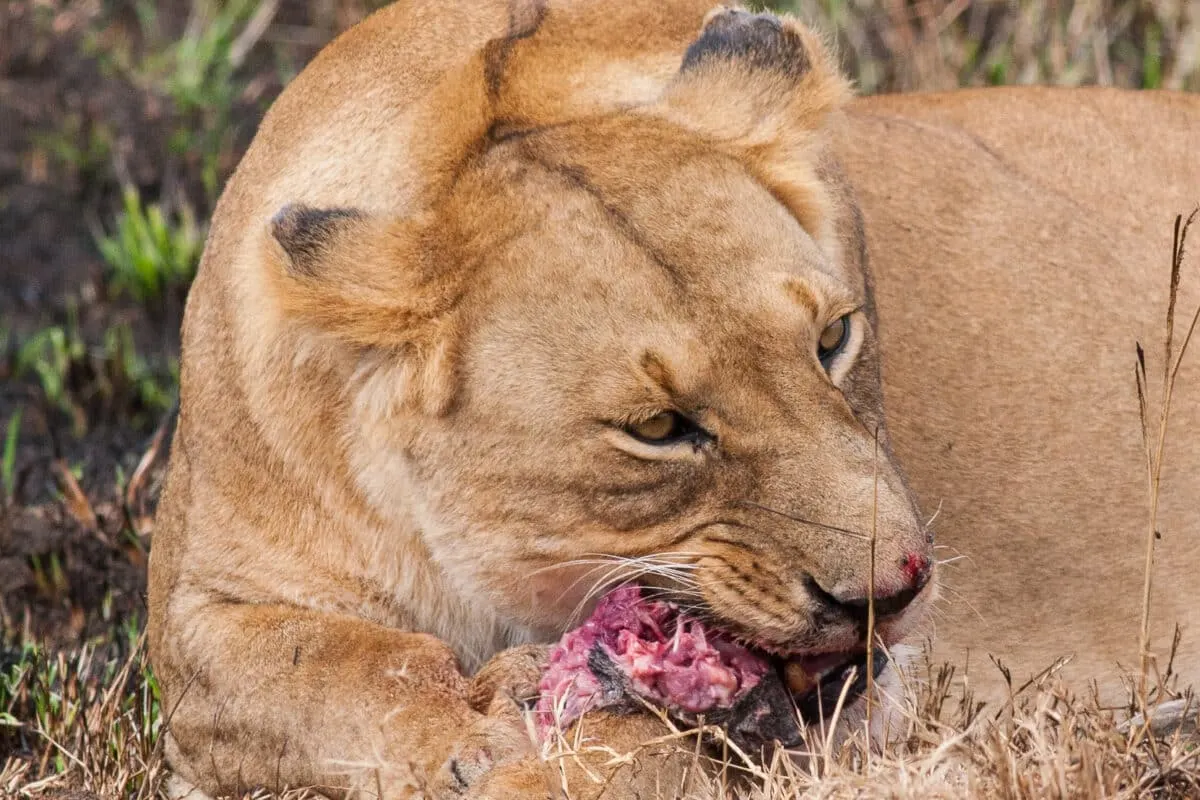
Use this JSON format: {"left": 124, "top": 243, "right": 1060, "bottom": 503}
{"left": 781, "top": 276, "right": 820, "bottom": 319}
{"left": 518, "top": 146, "right": 688, "bottom": 289}
{"left": 640, "top": 350, "right": 681, "bottom": 398}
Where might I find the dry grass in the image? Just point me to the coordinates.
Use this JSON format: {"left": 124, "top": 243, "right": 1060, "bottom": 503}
{"left": 560, "top": 668, "right": 1199, "bottom": 799}
{"left": 1, "top": 629, "right": 164, "bottom": 798}
{"left": 4, "top": 0, "right": 1200, "bottom": 798}
{"left": 764, "top": 0, "right": 1200, "bottom": 94}
{"left": 4, "top": 635, "right": 1199, "bottom": 798}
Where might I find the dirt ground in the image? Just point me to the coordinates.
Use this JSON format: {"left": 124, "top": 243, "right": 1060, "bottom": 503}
{"left": 1, "top": 4, "right": 379, "bottom": 784}
{"left": 2, "top": 0, "right": 1198, "bottom": 797}
{"left": 4, "top": 0, "right": 279, "bottom": 652}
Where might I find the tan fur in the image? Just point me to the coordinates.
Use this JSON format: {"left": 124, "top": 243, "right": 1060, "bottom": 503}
{"left": 840, "top": 88, "right": 1200, "bottom": 705}
{"left": 147, "top": 1, "right": 1200, "bottom": 797}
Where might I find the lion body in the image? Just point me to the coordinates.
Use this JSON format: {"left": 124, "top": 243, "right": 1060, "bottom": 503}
{"left": 844, "top": 88, "right": 1200, "bottom": 701}
{"left": 147, "top": 1, "right": 1200, "bottom": 797}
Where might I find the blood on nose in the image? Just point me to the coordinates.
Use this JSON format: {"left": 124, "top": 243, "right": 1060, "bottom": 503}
{"left": 900, "top": 552, "right": 931, "bottom": 590}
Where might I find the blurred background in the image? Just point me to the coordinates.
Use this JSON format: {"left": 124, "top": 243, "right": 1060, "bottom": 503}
{"left": 0, "top": 0, "right": 1198, "bottom": 792}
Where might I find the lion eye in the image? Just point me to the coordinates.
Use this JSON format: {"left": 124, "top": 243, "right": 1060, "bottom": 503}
{"left": 625, "top": 412, "right": 706, "bottom": 446}
{"left": 817, "top": 315, "right": 850, "bottom": 366}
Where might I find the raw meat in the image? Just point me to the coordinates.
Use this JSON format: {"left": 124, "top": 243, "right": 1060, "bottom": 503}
{"left": 535, "top": 586, "right": 770, "bottom": 735}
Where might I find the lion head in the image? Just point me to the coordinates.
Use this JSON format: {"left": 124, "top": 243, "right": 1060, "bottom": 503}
{"left": 249, "top": 5, "right": 934, "bottom": 683}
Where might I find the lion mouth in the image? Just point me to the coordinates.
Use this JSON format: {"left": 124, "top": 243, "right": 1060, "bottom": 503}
{"left": 536, "top": 586, "right": 886, "bottom": 750}
{"left": 784, "top": 649, "right": 888, "bottom": 726}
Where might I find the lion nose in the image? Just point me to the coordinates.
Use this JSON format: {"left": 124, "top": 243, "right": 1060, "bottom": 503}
{"left": 807, "top": 552, "right": 931, "bottom": 622}
{"left": 899, "top": 552, "right": 932, "bottom": 590}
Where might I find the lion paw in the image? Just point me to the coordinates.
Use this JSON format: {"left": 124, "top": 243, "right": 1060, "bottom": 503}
{"left": 429, "top": 714, "right": 539, "bottom": 799}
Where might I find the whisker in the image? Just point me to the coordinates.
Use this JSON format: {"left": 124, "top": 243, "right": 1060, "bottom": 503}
{"left": 537, "top": 553, "right": 705, "bottom": 612}
{"left": 664, "top": 603, "right": 713, "bottom": 620}
{"left": 523, "top": 547, "right": 733, "bottom": 629}
{"left": 932, "top": 546, "right": 974, "bottom": 571}
{"left": 641, "top": 586, "right": 708, "bottom": 603}
{"left": 736, "top": 500, "right": 870, "bottom": 541}
{"left": 563, "top": 553, "right": 706, "bottom": 624}
{"left": 527, "top": 558, "right": 614, "bottom": 578}
{"left": 543, "top": 560, "right": 637, "bottom": 606}
{"left": 570, "top": 567, "right": 662, "bottom": 622}
{"left": 930, "top": 583, "right": 985, "bottom": 623}
{"left": 924, "top": 499, "right": 945, "bottom": 530}
{"left": 571, "top": 560, "right": 643, "bottom": 612}
{"left": 528, "top": 552, "right": 702, "bottom": 579}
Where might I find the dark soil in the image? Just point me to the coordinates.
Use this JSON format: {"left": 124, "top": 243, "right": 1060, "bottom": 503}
{"left": 0, "top": 0, "right": 378, "bottom": 649}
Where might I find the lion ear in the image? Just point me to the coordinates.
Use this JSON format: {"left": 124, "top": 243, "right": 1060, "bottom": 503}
{"left": 264, "top": 203, "right": 462, "bottom": 414}
{"left": 662, "top": 9, "right": 850, "bottom": 144}
{"left": 271, "top": 204, "right": 369, "bottom": 279}
{"left": 265, "top": 203, "right": 456, "bottom": 353}
{"left": 651, "top": 9, "right": 851, "bottom": 248}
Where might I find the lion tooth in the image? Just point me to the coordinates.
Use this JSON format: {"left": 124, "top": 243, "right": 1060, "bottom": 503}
{"left": 784, "top": 661, "right": 816, "bottom": 696}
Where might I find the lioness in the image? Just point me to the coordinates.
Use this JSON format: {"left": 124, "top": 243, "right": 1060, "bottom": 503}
{"left": 147, "top": 0, "right": 1200, "bottom": 797}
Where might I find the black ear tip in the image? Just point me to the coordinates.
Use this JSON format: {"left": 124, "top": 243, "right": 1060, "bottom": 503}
{"left": 706, "top": 8, "right": 780, "bottom": 34}
{"left": 270, "top": 203, "right": 364, "bottom": 277}
{"left": 270, "top": 203, "right": 312, "bottom": 240}
{"left": 271, "top": 202, "right": 358, "bottom": 236}
{"left": 681, "top": 8, "right": 810, "bottom": 76}
{"left": 271, "top": 202, "right": 303, "bottom": 224}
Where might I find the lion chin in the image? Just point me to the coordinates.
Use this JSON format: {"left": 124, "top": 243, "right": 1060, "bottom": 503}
{"left": 145, "top": 0, "right": 1200, "bottom": 798}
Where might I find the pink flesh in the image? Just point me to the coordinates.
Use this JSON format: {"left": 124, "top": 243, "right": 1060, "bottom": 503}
{"left": 536, "top": 586, "right": 770, "bottom": 735}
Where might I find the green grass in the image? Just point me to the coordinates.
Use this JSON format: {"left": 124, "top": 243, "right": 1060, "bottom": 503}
{"left": 95, "top": 189, "right": 203, "bottom": 306}
{"left": 27, "top": 552, "right": 69, "bottom": 602}
{"left": 32, "top": 114, "right": 115, "bottom": 182}
{"left": 157, "top": 0, "right": 258, "bottom": 115}
{"left": 2, "top": 411, "right": 21, "bottom": 506}
{"left": 103, "top": 323, "right": 179, "bottom": 417}
{"left": 14, "top": 314, "right": 177, "bottom": 437}
{"left": 0, "top": 626, "right": 164, "bottom": 798}
{"left": 156, "top": 0, "right": 260, "bottom": 198}
{"left": 91, "top": 0, "right": 261, "bottom": 199}
{"left": 15, "top": 314, "right": 89, "bottom": 437}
